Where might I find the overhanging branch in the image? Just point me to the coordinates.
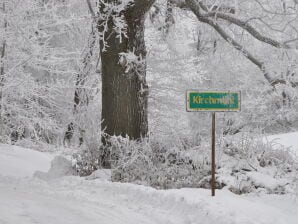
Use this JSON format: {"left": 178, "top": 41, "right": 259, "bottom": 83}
{"left": 194, "top": 0, "right": 294, "bottom": 49}
{"left": 183, "top": 0, "right": 298, "bottom": 87}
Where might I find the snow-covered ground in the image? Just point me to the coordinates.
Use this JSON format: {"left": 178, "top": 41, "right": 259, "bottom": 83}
{"left": 0, "top": 142, "right": 298, "bottom": 224}
{"left": 0, "top": 144, "right": 53, "bottom": 178}
{"left": 265, "top": 132, "right": 298, "bottom": 156}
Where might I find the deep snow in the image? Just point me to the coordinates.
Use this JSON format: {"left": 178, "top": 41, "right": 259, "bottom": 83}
{"left": 0, "top": 144, "right": 53, "bottom": 178}
{"left": 265, "top": 132, "right": 298, "bottom": 156}
{"left": 0, "top": 139, "right": 298, "bottom": 224}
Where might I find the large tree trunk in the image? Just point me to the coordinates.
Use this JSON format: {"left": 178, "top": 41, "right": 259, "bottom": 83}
{"left": 99, "top": 3, "right": 151, "bottom": 142}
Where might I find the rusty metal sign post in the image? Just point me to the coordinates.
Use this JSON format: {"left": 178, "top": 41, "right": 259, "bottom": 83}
{"left": 186, "top": 91, "right": 241, "bottom": 196}
{"left": 211, "top": 112, "right": 216, "bottom": 196}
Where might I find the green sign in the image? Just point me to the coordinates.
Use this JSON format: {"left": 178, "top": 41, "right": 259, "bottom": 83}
{"left": 186, "top": 91, "right": 241, "bottom": 112}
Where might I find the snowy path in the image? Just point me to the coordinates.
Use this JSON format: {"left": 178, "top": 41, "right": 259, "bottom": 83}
{"left": 0, "top": 176, "right": 212, "bottom": 224}
{"left": 0, "top": 183, "right": 155, "bottom": 224}
{"left": 1, "top": 175, "right": 297, "bottom": 224}
{"left": 1, "top": 144, "right": 298, "bottom": 224}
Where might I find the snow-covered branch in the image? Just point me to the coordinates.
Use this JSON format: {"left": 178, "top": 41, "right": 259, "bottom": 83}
{"left": 184, "top": 0, "right": 297, "bottom": 49}
{"left": 171, "top": 0, "right": 298, "bottom": 87}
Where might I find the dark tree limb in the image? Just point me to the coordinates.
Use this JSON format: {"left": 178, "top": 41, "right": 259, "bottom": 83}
{"left": 184, "top": 0, "right": 270, "bottom": 80}
{"left": 195, "top": 0, "right": 294, "bottom": 49}
{"left": 173, "top": 0, "right": 235, "bottom": 13}
{"left": 182, "top": 0, "right": 298, "bottom": 87}
{"left": 198, "top": 12, "right": 290, "bottom": 49}
{"left": 130, "top": 0, "right": 156, "bottom": 17}
{"left": 194, "top": 14, "right": 272, "bottom": 83}
{"left": 175, "top": 0, "right": 297, "bottom": 49}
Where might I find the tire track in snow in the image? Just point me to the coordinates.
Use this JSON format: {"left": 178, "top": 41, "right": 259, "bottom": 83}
{"left": 0, "top": 186, "right": 155, "bottom": 224}
{"left": 0, "top": 177, "right": 218, "bottom": 224}
{"left": 1, "top": 176, "right": 297, "bottom": 224}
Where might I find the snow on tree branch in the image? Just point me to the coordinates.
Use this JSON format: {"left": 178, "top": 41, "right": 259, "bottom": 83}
{"left": 173, "top": 0, "right": 298, "bottom": 50}
{"left": 171, "top": 0, "right": 298, "bottom": 87}
{"left": 97, "top": 0, "right": 133, "bottom": 50}
{"left": 119, "top": 49, "right": 146, "bottom": 80}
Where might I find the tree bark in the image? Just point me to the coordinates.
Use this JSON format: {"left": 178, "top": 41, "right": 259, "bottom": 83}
{"left": 99, "top": 1, "right": 153, "bottom": 142}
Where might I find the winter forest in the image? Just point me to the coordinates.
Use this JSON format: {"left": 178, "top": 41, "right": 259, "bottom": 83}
{"left": 1, "top": 0, "right": 298, "bottom": 223}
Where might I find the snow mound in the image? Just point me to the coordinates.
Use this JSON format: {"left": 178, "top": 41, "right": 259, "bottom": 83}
{"left": 247, "top": 172, "right": 288, "bottom": 191}
{"left": 0, "top": 144, "right": 53, "bottom": 178}
{"left": 266, "top": 132, "right": 298, "bottom": 156}
{"left": 34, "top": 156, "right": 77, "bottom": 180}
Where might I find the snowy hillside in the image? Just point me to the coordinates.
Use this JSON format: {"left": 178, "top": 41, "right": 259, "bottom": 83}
{"left": 1, "top": 143, "right": 297, "bottom": 224}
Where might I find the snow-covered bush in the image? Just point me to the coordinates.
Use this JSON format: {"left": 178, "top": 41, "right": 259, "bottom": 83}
{"left": 0, "top": 0, "right": 96, "bottom": 147}
{"left": 104, "top": 135, "right": 209, "bottom": 189}
{"left": 217, "top": 133, "right": 297, "bottom": 194}
{"left": 73, "top": 145, "right": 103, "bottom": 176}
{"left": 75, "top": 132, "right": 297, "bottom": 194}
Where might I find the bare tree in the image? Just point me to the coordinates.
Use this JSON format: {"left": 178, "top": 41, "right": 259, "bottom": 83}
{"left": 0, "top": 0, "right": 7, "bottom": 139}
{"left": 64, "top": 0, "right": 99, "bottom": 146}
{"left": 0, "top": 0, "right": 7, "bottom": 113}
